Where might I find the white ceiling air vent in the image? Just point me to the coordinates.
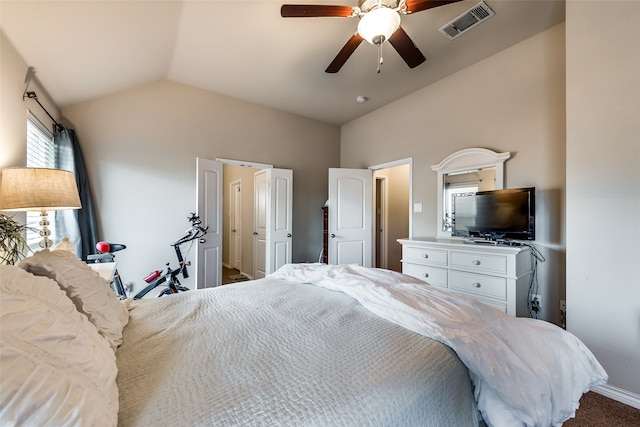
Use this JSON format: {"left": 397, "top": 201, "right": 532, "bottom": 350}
{"left": 439, "top": 1, "right": 495, "bottom": 40}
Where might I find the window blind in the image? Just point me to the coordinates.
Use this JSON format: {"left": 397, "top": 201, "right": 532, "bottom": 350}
{"left": 27, "top": 111, "right": 55, "bottom": 168}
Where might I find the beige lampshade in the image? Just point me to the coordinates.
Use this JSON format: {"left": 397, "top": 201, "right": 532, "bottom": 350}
{"left": 0, "top": 167, "right": 82, "bottom": 211}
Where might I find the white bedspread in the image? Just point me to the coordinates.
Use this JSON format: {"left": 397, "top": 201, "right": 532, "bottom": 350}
{"left": 271, "top": 264, "right": 608, "bottom": 427}
{"left": 117, "top": 275, "right": 480, "bottom": 426}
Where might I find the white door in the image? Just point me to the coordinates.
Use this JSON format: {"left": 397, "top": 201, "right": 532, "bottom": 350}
{"left": 254, "top": 168, "right": 293, "bottom": 278}
{"left": 195, "top": 157, "right": 223, "bottom": 289}
{"left": 267, "top": 168, "right": 293, "bottom": 274}
{"left": 230, "top": 180, "right": 242, "bottom": 270}
{"left": 328, "top": 168, "right": 373, "bottom": 267}
{"left": 253, "top": 170, "right": 268, "bottom": 279}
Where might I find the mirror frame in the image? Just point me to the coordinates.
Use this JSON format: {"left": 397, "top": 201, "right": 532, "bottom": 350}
{"left": 431, "top": 148, "right": 511, "bottom": 237}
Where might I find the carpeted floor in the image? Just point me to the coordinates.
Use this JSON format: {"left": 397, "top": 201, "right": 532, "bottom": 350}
{"left": 563, "top": 392, "right": 640, "bottom": 426}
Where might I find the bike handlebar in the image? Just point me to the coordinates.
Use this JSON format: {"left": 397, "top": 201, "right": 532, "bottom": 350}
{"left": 171, "top": 213, "right": 208, "bottom": 246}
{"left": 172, "top": 226, "right": 207, "bottom": 246}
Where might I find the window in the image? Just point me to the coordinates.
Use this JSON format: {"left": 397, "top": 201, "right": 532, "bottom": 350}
{"left": 444, "top": 184, "right": 478, "bottom": 231}
{"left": 26, "top": 111, "right": 56, "bottom": 251}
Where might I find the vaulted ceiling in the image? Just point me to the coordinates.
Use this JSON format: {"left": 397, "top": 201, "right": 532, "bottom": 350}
{"left": 1, "top": 0, "right": 565, "bottom": 125}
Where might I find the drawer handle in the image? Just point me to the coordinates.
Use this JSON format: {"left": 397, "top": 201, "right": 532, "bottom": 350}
{"left": 473, "top": 282, "right": 482, "bottom": 288}
{"left": 423, "top": 254, "right": 429, "bottom": 259}
{"left": 472, "top": 260, "right": 481, "bottom": 265}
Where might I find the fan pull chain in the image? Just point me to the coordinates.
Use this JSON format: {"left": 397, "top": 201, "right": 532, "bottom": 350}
{"left": 377, "top": 43, "right": 383, "bottom": 73}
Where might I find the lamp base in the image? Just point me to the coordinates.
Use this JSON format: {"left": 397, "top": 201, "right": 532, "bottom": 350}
{"left": 39, "top": 209, "right": 53, "bottom": 249}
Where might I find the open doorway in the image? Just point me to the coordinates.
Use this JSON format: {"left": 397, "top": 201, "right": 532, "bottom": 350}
{"left": 204, "top": 160, "right": 291, "bottom": 286}
{"left": 373, "top": 163, "right": 410, "bottom": 272}
{"left": 195, "top": 157, "right": 293, "bottom": 289}
{"left": 222, "top": 164, "right": 259, "bottom": 284}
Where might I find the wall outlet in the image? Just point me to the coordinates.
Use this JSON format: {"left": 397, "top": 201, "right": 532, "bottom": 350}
{"left": 531, "top": 294, "right": 542, "bottom": 312}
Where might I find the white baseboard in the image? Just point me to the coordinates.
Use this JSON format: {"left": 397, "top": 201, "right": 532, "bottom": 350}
{"left": 593, "top": 384, "right": 640, "bottom": 409}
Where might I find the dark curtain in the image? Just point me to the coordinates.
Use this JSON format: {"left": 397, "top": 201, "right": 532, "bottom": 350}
{"left": 54, "top": 128, "right": 99, "bottom": 260}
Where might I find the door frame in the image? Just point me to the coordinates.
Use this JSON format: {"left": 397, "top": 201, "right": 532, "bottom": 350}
{"left": 216, "top": 158, "right": 273, "bottom": 169}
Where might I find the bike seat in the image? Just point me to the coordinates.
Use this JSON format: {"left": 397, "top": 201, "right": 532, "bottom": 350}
{"left": 96, "top": 242, "right": 126, "bottom": 253}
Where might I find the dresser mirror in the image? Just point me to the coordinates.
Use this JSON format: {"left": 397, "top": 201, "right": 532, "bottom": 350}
{"left": 431, "top": 148, "right": 511, "bottom": 237}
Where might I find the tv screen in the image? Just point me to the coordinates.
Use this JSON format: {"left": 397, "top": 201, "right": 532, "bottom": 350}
{"left": 452, "top": 187, "right": 535, "bottom": 240}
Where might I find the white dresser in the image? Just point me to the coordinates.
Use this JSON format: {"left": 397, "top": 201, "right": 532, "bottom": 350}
{"left": 398, "top": 238, "right": 533, "bottom": 316}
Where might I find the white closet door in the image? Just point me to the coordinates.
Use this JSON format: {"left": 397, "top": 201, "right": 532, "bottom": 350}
{"left": 195, "top": 157, "right": 223, "bottom": 289}
{"left": 328, "top": 168, "right": 373, "bottom": 267}
{"left": 267, "top": 168, "right": 293, "bottom": 274}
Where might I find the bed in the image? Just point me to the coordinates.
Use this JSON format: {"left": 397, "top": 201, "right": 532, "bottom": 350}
{"left": 1, "top": 250, "right": 607, "bottom": 427}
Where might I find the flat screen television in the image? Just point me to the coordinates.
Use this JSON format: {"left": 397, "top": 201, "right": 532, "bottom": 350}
{"left": 452, "top": 187, "right": 535, "bottom": 241}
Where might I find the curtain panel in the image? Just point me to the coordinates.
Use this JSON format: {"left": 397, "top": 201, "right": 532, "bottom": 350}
{"left": 54, "top": 128, "right": 99, "bottom": 260}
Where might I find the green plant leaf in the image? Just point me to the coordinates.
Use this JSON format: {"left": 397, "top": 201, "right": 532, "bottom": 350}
{"left": 0, "top": 213, "right": 29, "bottom": 265}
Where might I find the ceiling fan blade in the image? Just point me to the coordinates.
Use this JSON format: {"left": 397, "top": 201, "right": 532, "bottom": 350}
{"left": 388, "top": 27, "right": 426, "bottom": 68}
{"left": 325, "top": 33, "right": 364, "bottom": 73}
{"left": 404, "top": 0, "right": 462, "bottom": 14}
{"left": 281, "top": 4, "right": 356, "bottom": 18}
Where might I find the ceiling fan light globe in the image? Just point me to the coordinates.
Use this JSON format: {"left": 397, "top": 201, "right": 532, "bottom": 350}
{"left": 357, "top": 7, "right": 401, "bottom": 45}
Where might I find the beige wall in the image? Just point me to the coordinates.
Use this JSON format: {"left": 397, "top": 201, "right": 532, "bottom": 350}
{"left": 566, "top": 1, "right": 640, "bottom": 398}
{"left": 61, "top": 80, "right": 340, "bottom": 292}
{"left": 0, "top": 32, "right": 27, "bottom": 169}
{"left": 1, "top": 31, "right": 61, "bottom": 168}
{"left": 1, "top": 31, "right": 61, "bottom": 226}
{"left": 342, "top": 24, "right": 567, "bottom": 324}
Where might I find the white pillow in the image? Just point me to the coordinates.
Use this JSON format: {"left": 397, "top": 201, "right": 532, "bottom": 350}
{"left": 19, "top": 250, "right": 129, "bottom": 350}
{"left": 0, "top": 265, "right": 119, "bottom": 426}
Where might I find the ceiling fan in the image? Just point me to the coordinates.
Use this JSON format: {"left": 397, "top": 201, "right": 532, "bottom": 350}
{"left": 281, "top": 0, "right": 462, "bottom": 73}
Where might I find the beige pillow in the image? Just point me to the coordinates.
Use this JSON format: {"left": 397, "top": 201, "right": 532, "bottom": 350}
{"left": 19, "top": 249, "right": 129, "bottom": 350}
{"left": 0, "top": 265, "right": 118, "bottom": 426}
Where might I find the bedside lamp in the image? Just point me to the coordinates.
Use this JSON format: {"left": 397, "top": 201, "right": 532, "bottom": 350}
{"left": 0, "top": 167, "right": 82, "bottom": 249}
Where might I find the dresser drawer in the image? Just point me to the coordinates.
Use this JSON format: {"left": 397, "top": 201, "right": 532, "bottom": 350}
{"left": 402, "top": 262, "right": 448, "bottom": 287}
{"left": 450, "top": 251, "right": 507, "bottom": 274}
{"left": 403, "top": 247, "right": 448, "bottom": 265}
{"left": 450, "top": 270, "right": 507, "bottom": 299}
